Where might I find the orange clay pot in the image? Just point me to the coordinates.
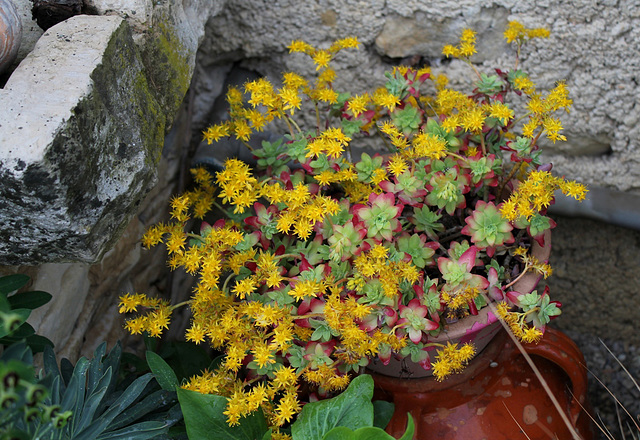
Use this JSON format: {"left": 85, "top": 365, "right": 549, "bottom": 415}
{"left": 371, "top": 327, "right": 594, "bottom": 440}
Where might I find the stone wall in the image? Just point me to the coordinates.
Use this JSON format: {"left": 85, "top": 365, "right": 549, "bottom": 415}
{"left": 0, "top": 0, "right": 639, "bottom": 359}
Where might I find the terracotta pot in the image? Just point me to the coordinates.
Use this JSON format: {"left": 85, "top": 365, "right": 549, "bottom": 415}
{"left": 371, "top": 327, "right": 594, "bottom": 440}
{"left": 368, "top": 230, "right": 552, "bottom": 378}
{"left": 0, "top": 0, "right": 22, "bottom": 74}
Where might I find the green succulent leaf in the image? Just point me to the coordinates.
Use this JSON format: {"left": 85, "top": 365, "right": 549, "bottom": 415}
{"left": 411, "top": 206, "right": 444, "bottom": 237}
{"left": 384, "top": 71, "right": 408, "bottom": 98}
{"left": 537, "top": 294, "right": 561, "bottom": 325}
{"left": 355, "top": 153, "right": 384, "bottom": 183}
{"left": 518, "top": 291, "right": 541, "bottom": 311}
{"left": 391, "top": 106, "right": 421, "bottom": 135}
{"left": 342, "top": 118, "right": 364, "bottom": 137}
{"left": 476, "top": 73, "right": 503, "bottom": 94}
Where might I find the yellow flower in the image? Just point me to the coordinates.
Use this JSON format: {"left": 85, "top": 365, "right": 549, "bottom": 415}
{"left": 489, "top": 102, "right": 514, "bottom": 125}
{"left": 186, "top": 323, "right": 206, "bottom": 344}
{"left": 463, "top": 106, "right": 486, "bottom": 132}
{"left": 387, "top": 154, "right": 408, "bottom": 176}
{"left": 347, "top": 94, "right": 370, "bottom": 117}
{"left": 203, "top": 122, "right": 230, "bottom": 144}
{"left": 312, "top": 50, "right": 332, "bottom": 70}
{"left": 278, "top": 87, "right": 301, "bottom": 115}
{"left": 282, "top": 72, "right": 308, "bottom": 89}
{"left": 272, "top": 366, "right": 297, "bottom": 390}
{"left": 287, "top": 40, "right": 313, "bottom": 54}
{"left": 232, "top": 276, "right": 258, "bottom": 299}
{"left": 314, "top": 87, "right": 339, "bottom": 104}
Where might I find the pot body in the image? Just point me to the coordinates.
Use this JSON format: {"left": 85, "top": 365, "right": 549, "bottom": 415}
{"left": 371, "top": 327, "right": 593, "bottom": 440}
{"left": 0, "top": 0, "right": 22, "bottom": 74}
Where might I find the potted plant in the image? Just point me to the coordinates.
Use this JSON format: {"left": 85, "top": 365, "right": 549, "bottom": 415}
{"left": 119, "top": 22, "right": 589, "bottom": 438}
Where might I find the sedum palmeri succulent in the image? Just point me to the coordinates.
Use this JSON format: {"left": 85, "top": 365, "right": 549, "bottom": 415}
{"left": 119, "top": 23, "right": 588, "bottom": 434}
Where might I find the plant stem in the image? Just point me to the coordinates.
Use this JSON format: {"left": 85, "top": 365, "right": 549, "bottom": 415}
{"left": 498, "top": 161, "right": 524, "bottom": 200}
{"left": 483, "top": 293, "right": 584, "bottom": 440}
{"left": 503, "top": 265, "right": 530, "bottom": 290}
{"left": 170, "top": 300, "right": 193, "bottom": 311}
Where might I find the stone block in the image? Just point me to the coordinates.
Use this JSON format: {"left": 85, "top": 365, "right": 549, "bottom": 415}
{"left": 0, "top": 16, "right": 165, "bottom": 264}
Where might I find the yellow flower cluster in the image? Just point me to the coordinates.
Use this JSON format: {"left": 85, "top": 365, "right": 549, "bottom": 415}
{"left": 274, "top": 185, "right": 340, "bottom": 240}
{"left": 431, "top": 342, "right": 476, "bottom": 381}
{"left": 504, "top": 21, "right": 550, "bottom": 44}
{"left": 435, "top": 89, "right": 514, "bottom": 135}
{"left": 496, "top": 302, "right": 544, "bottom": 343}
{"left": 217, "top": 158, "right": 260, "bottom": 214}
{"left": 441, "top": 287, "right": 479, "bottom": 316}
{"left": 323, "top": 289, "right": 403, "bottom": 364}
{"left": 305, "top": 127, "right": 351, "bottom": 159}
{"left": 314, "top": 164, "right": 358, "bottom": 186}
{"left": 520, "top": 81, "right": 573, "bottom": 143}
{"left": 352, "top": 244, "right": 420, "bottom": 297}
{"left": 501, "top": 170, "right": 587, "bottom": 221}
{"left": 442, "top": 29, "right": 477, "bottom": 58}
{"left": 119, "top": 293, "right": 172, "bottom": 337}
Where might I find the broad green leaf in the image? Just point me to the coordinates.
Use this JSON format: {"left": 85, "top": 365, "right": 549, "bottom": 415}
{"left": 177, "top": 388, "right": 269, "bottom": 440}
{"left": 323, "top": 426, "right": 357, "bottom": 440}
{"left": 7, "top": 290, "right": 52, "bottom": 310}
{"left": 0, "top": 274, "right": 30, "bottom": 296}
{"left": 323, "top": 414, "right": 415, "bottom": 440}
{"left": 291, "top": 375, "right": 374, "bottom": 440}
{"left": 372, "top": 400, "right": 394, "bottom": 429}
{"left": 147, "top": 351, "right": 179, "bottom": 391}
{"left": 0, "top": 293, "right": 9, "bottom": 312}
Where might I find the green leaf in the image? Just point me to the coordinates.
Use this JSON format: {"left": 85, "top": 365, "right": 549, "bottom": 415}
{"left": 74, "top": 373, "right": 155, "bottom": 440}
{"left": 109, "top": 390, "right": 177, "bottom": 431}
{"left": 341, "top": 118, "right": 364, "bottom": 137}
{"left": 147, "top": 351, "right": 179, "bottom": 391}
{"left": 397, "top": 414, "right": 415, "bottom": 440}
{"left": 291, "top": 375, "right": 374, "bottom": 440}
{"left": 0, "top": 274, "right": 30, "bottom": 296}
{"left": 96, "top": 421, "right": 169, "bottom": 440}
{"left": 476, "top": 73, "right": 503, "bottom": 94}
{"left": 60, "top": 357, "right": 90, "bottom": 431}
{"left": 0, "top": 308, "right": 31, "bottom": 339}
{"left": 323, "top": 426, "right": 357, "bottom": 440}
{"left": 372, "top": 400, "right": 394, "bottom": 429}
{"left": 177, "top": 388, "right": 269, "bottom": 440}
{"left": 7, "top": 290, "right": 52, "bottom": 310}
{"left": 24, "top": 334, "right": 54, "bottom": 353}
{"left": 322, "top": 414, "right": 415, "bottom": 440}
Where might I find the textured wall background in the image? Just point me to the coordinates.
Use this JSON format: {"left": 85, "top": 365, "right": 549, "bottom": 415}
{"left": 196, "top": 0, "right": 640, "bottom": 194}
